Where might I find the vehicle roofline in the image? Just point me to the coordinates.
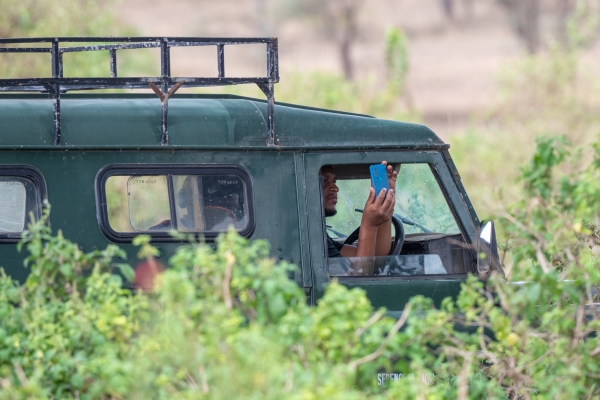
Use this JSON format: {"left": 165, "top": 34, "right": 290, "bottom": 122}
{"left": 0, "top": 92, "right": 374, "bottom": 119}
{"left": 0, "top": 94, "right": 443, "bottom": 148}
{"left": 0, "top": 144, "right": 449, "bottom": 151}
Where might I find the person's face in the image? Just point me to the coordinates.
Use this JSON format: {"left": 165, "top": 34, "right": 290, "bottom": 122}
{"left": 321, "top": 168, "right": 339, "bottom": 217}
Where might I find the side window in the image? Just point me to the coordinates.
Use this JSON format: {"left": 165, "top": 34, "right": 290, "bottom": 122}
{"left": 123, "top": 175, "right": 171, "bottom": 232}
{"left": 323, "top": 163, "right": 471, "bottom": 277}
{"left": 328, "top": 164, "right": 460, "bottom": 236}
{"left": 97, "top": 165, "right": 254, "bottom": 242}
{"left": 0, "top": 166, "right": 46, "bottom": 242}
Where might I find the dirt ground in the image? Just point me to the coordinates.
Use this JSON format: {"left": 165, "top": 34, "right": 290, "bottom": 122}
{"left": 117, "top": 0, "right": 600, "bottom": 139}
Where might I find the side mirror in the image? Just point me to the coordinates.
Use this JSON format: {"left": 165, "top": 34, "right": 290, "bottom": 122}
{"left": 477, "top": 220, "right": 504, "bottom": 280}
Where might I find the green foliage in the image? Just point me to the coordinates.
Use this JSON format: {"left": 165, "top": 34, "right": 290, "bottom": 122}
{"left": 0, "top": 0, "right": 122, "bottom": 39}
{"left": 2, "top": 191, "right": 600, "bottom": 398}
{"left": 498, "top": 134, "right": 600, "bottom": 279}
{"left": 0, "top": 209, "right": 144, "bottom": 398}
{"left": 18, "top": 205, "right": 134, "bottom": 296}
{"left": 449, "top": 4, "right": 600, "bottom": 213}
{"left": 384, "top": 27, "right": 409, "bottom": 97}
{"left": 564, "top": 0, "right": 600, "bottom": 51}
{"left": 520, "top": 135, "right": 570, "bottom": 201}
{"left": 1, "top": 217, "right": 409, "bottom": 398}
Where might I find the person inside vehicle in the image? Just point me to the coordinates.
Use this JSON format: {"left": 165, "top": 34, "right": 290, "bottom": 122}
{"left": 321, "top": 161, "right": 397, "bottom": 258}
{"left": 176, "top": 175, "right": 244, "bottom": 231}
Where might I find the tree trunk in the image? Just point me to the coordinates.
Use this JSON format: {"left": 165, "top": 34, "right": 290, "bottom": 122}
{"left": 556, "top": 0, "right": 573, "bottom": 44}
{"left": 522, "top": 0, "right": 541, "bottom": 53}
{"left": 338, "top": 1, "right": 358, "bottom": 81}
{"left": 340, "top": 37, "right": 353, "bottom": 81}
{"left": 255, "top": 0, "right": 272, "bottom": 36}
{"left": 442, "top": 0, "right": 455, "bottom": 20}
{"left": 498, "top": 0, "right": 541, "bottom": 53}
{"left": 462, "top": 0, "right": 474, "bottom": 24}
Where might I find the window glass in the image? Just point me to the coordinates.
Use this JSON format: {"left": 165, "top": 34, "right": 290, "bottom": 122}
{"left": 395, "top": 163, "right": 459, "bottom": 234}
{"left": 127, "top": 176, "right": 171, "bottom": 232}
{"left": 105, "top": 172, "right": 249, "bottom": 234}
{"left": 106, "top": 176, "right": 133, "bottom": 232}
{"left": 327, "top": 163, "right": 460, "bottom": 237}
{"left": 173, "top": 174, "right": 248, "bottom": 232}
{"left": 0, "top": 176, "right": 39, "bottom": 234}
{"left": 324, "top": 163, "right": 469, "bottom": 277}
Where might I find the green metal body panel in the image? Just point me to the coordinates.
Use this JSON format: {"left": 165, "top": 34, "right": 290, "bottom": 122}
{"left": 0, "top": 94, "right": 445, "bottom": 150}
{"left": 0, "top": 149, "right": 303, "bottom": 286}
{"left": 340, "top": 278, "right": 465, "bottom": 310}
{"left": 0, "top": 93, "right": 477, "bottom": 309}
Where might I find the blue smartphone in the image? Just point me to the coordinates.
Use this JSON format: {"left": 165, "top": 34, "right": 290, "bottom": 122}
{"left": 370, "top": 164, "right": 390, "bottom": 197}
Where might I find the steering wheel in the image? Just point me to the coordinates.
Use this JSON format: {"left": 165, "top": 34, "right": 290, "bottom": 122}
{"left": 342, "top": 214, "right": 405, "bottom": 255}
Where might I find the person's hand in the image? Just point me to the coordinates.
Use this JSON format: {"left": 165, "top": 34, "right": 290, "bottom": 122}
{"left": 381, "top": 161, "right": 398, "bottom": 192}
{"left": 361, "top": 187, "right": 395, "bottom": 229}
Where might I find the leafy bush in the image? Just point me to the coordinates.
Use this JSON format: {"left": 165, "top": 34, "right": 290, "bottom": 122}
{"left": 0, "top": 210, "right": 144, "bottom": 398}
{"left": 1, "top": 197, "right": 599, "bottom": 399}
{"left": 499, "top": 134, "right": 600, "bottom": 278}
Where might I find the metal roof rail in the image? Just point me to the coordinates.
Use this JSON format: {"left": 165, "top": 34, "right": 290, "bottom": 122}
{"left": 0, "top": 37, "right": 279, "bottom": 146}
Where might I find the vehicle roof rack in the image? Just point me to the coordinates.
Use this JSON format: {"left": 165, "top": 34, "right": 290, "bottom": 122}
{"left": 0, "top": 37, "right": 279, "bottom": 146}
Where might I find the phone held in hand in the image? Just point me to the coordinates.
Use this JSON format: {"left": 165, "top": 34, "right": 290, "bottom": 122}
{"left": 369, "top": 164, "right": 390, "bottom": 198}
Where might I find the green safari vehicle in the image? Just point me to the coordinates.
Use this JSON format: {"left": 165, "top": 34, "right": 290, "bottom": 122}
{"left": 0, "top": 37, "right": 503, "bottom": 314}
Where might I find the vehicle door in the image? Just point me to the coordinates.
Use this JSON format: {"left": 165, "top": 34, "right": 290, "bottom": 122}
{"left": 303, "top": 150, "right": 480, "bottom": 314}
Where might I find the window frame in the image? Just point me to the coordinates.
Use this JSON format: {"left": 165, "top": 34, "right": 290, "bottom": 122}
{"left": 0, "top": 164, "right": 47, "bottom": 244}
{"left": 95, "top": 163, "right": 255, "bottom": 243}
{"left": 319, "top": 159, "right": 476, "bottom": 280}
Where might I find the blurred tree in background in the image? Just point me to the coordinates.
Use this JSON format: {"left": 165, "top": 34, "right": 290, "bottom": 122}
{"left": 497, "top": 0, "right": 600, "bottom": 53}
{"left": 560, "top": 0, "right": 600, "bottom": 50}
{"left": 254, "top": 0, "right": 274, "bottom": 36}
{"left": 438, "top": 0, "right": 475, "bottom": 24}
{"left": 449, "top": 4, "right": 600, "bottom": 215}
{"left": 0, "top": 0, "right": 120, "bottom": 39}
{"left": 0, "top": 0, "right": 147, "bottom": 78}
{"left": 498, "top": 0, "right": 541, "bottom": 53}
{"left": 280, "top": 0, "right": 362, "bottom": 80}
{"left": 384, "top": 27, "right": 413, "bottom": 111}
